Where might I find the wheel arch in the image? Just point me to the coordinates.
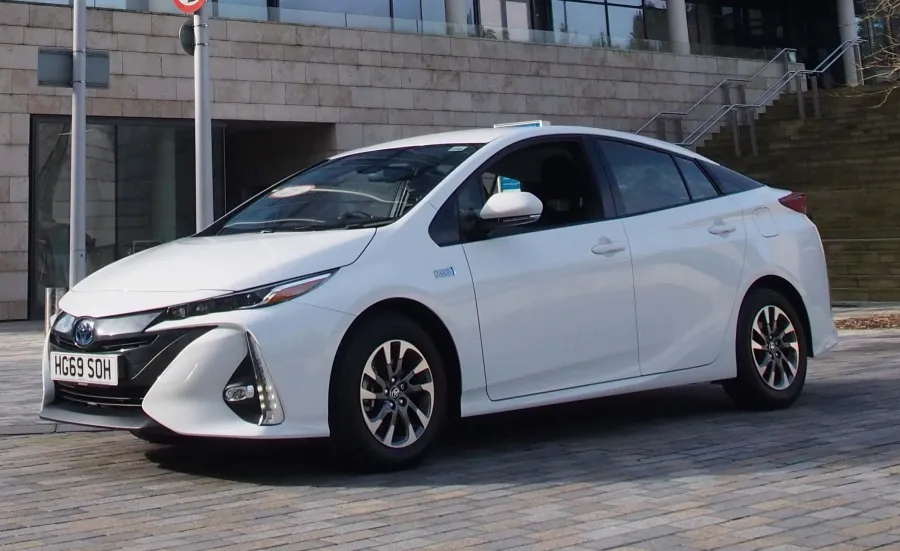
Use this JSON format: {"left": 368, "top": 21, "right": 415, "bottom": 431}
{"left": 745, "top": 274, "right": 815, "bottom": 357}
{"left": 329, "top": 298, "right": 463, "bottom": 421}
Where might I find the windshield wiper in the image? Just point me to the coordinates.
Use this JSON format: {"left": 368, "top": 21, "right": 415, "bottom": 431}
{"left": 258, "top": 218, "right": 395, "bottom": 232}
{"left": 343, "top": 218, "right": 394, "bottom": 229}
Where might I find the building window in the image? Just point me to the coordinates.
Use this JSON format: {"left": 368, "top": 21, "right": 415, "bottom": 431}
{"left": 549, "top": 0, "right": 682, "bottom": 47}
{"left": 554, "top": 1, "right": 608, "bottom": 42}
{"left": 607, "top": 4, "right": 644, "bottom": 47}
{"left": 29, "top": 119, "right": 225, "bottom": 319}
{"left": 480, "top": 0, "right": 532, "bottom": 40}
{"left": 277, "top": 0, "right": 390, "bottom": 17}
{"left": 643, "top": 0, "right": 668, "bottom": 42}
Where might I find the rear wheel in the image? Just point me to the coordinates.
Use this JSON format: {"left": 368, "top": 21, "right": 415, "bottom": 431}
{"left": 329, "top": 313, "right": 448, "bottom": 472}
{"left": 724, "top": 288, "right": 808, "bottom": 410}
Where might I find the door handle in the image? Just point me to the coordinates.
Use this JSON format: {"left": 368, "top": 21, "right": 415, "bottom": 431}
{"left": 708, "top": 224, "right": 736, "bottom": 236}
{"left": 591, "top": 238, "right": 627, "bottom": 256}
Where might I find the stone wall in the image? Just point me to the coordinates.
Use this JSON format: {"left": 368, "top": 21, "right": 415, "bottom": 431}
{"left": 0, "top": 2, "right": 802, "bottom": 320}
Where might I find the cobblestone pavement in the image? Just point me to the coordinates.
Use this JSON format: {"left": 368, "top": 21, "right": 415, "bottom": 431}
{"left": 1, "top": 324, "right": 900, "bottom": 550}
{"left": 0, "top": 322, "right": 55, "bottom": 432}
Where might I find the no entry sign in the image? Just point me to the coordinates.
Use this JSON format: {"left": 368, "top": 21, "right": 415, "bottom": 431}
{"left": 173, "top": 0, "right": 205, "bottom": 14}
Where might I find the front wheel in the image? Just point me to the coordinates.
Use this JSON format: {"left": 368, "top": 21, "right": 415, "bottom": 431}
{"left": 329, "top": 313, "right": 448, "bottom": 472}
{"left": 723, "top": 288, "right": 808, "bottom": 410}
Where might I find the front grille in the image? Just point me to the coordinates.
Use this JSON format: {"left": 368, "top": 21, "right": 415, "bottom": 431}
{"left": 51, "top": 333, "right": 157, "bottom": 352}
{"left": 50, "top": 326, "right": 212, "bottom": 412}
{"left": 54, "top": 382, "right": 146, "bottom": 408}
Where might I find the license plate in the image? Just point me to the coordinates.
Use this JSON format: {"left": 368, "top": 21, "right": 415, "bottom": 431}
{"left": 49, "top": 352, "right": 119, "bottom": 386}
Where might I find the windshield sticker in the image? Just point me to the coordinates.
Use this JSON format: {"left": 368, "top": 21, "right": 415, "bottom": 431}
{"left": 270, "top": 185, "right": 316, "bottom": 199}
{"left": 448, "top": 146, "right": 469, "bottom": 152}
{"left": 499, "top": 176, "right": 521, "bottom": 192}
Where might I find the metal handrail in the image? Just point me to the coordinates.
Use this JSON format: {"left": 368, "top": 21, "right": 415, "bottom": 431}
{"left": 681, "top": 67, "right": 798, "bottom": 145}
{"left": 635, "top": 47, "right": 797, "bottom": 135}
{"left": 679, "top": 39, "right": 865, "bottom": 148}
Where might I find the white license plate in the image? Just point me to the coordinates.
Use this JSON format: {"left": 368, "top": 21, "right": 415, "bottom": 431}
{"left": 50, "top": 352, "right": 119, "bottom": 386}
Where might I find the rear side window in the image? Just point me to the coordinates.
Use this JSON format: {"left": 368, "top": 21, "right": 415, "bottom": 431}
{"left": 703, "top": 162, "right": 765, "bottom": 194}
{"left": 675, "top": 157, "right": 719, "bottom": 201}
{"left": 599, "top": 140, "right": 691, "bottom": 216}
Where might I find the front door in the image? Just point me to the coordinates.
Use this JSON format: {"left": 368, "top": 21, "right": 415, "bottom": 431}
{"left": 459, "top": 137, "right": 641, "bottom": 401}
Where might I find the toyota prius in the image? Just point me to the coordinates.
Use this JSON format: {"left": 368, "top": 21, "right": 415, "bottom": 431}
{"left": 41, "top": 125, "right": 838, "bottom": 471}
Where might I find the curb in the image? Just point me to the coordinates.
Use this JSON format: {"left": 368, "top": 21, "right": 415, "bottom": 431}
{"left": 0, "top": 423, "right": 109, "bottom": 436}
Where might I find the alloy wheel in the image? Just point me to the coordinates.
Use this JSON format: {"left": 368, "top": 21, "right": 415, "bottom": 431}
{"left": 750, "top": 305, "right": 801, "bottom": 391}
{"left": 359, "top": 340, "right": 435, "bottom": 449}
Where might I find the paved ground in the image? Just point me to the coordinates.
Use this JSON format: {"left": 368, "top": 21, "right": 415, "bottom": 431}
{"left": 2, "top": 322, "right": 900, "bottom": 550}
{"left": 0, "top": 322, "right": 53, "bottom": 432}
{"left": 0, "top": 322, "right": 98, "bottom": 435}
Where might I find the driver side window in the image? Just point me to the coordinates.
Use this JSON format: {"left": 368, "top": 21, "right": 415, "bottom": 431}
{"left": 458, "top": 139, "right": 604, "bottom": 236}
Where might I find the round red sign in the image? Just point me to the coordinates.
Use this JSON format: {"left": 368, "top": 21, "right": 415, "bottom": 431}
{"left": 173, "top": 0, "right": 206, "bottom": 14}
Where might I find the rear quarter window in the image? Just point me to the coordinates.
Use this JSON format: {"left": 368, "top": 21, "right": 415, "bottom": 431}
{"left": 702, "top": 162, "right": 765, "bottom": 195}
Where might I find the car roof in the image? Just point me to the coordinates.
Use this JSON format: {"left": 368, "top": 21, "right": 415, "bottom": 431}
{"left": 329, "top": 125, "right": 720, "bottom": 166}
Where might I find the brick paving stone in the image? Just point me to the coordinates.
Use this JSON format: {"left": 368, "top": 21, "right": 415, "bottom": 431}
{"left": 0, "top": 322, "right": 49, "bottom": 428}
{"left": 2, "top": 326, "right": 900, "bottom": 549}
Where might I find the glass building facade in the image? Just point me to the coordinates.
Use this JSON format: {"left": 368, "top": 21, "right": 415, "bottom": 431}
{"left": 203, "top": 0, "right": 857, "bottom": 66}
{"left": 29, "top": 118, "right": 226, "bottom": 319}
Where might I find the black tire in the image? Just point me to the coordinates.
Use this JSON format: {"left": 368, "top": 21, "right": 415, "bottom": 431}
{"left": 328, "top": 312, "right": 448, "bottom": 472}
{"left": 723, "top": 287, "right": 808, "bottom": 411}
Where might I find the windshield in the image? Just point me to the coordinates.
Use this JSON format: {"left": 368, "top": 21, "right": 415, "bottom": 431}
{"left": 216, "top": 144, "right": 482, "bottom": 235}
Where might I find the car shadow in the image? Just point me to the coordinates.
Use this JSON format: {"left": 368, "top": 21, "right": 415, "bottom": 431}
{"left": 144, "top": 370, "right": 900, "bottom": 488}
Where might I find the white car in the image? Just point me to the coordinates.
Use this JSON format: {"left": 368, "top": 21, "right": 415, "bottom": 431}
{"left": 41, "top": 125, "right": 838, "bottom": 471}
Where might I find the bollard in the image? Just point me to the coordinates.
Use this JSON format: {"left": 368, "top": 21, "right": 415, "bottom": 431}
{"left": 44, "top": 287, "right": 67, "bottom": 335}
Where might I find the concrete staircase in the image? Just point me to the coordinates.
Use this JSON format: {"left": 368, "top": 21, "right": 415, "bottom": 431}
{"left": 696, "top": 84, "right": 900, "bottom": 303}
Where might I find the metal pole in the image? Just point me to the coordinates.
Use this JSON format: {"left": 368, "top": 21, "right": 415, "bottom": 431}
{"left": 811, "top": 75, "right": 821, "bottom": 118}
{"left": 730, "top": 108, "right": 741, "bottom": 158}
{"left": 68, "top": 0, "right": 87, "bottom": 289}
{"left": 194, "top": 5, "right": 214, "bottom": 232}
{"left": 796, "top": 73, "right": 805, "bottom": 120}
{"left": 782, "top": 52, "right": 793, "bottom": 93}
{"left": 747, "top": 107, "right": 758, "bottom": 157}
{"left": 855, "top": 43, "right": 865, "bottom": 85}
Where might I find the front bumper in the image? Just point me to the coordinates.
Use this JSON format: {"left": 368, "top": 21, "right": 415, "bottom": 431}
{"left": 40, "top": 301, "right": 355, "bottom": 439}
{"left": 40, "top": 401, "right": 158, "bottom": 431}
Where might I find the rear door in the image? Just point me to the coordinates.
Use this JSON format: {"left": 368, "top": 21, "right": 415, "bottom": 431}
{"left": 592, "top": 138, "right": 748, "bottom": 376}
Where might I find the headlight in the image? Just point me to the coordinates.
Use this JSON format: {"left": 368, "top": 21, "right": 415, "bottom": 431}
{"left": 163, "top": 271, "right": 336, "bottom": 322}
{"left": 52, "top": 312, "right": 76, "bottom": 334}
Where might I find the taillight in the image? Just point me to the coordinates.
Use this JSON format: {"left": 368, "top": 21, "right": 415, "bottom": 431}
{"left": 779, "top": 192, "right": 807, "bottom": 215}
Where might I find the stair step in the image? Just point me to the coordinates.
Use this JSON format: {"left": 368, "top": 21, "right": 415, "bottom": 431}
{"left": 705, "top": 140, "right": 900, "bottom": 156}
{"left": 823, "top": 239, "right": 900, "bottom": 252}
{"left": 829, "top": 275, "right": 900, "bottom": 289}
{"left": 826, "top": 251, "right": 900, "bottom": 263}
{"left": 821, "top": 229, "right": 900, "bottom": 239}
{"left": 828, "top": 263, "right": 900, "bottom": 276}
{"left": 830, "top": 288, "right": 900, "bottom": 302}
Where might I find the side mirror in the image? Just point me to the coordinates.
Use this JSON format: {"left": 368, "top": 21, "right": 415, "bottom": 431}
{"left": 477, "top": 192, "right": 543, "bottom": 229}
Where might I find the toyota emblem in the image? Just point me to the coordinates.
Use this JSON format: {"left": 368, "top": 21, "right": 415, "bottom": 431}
{"left": 73, "top": 318, "right": 95, "bottom": 348}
